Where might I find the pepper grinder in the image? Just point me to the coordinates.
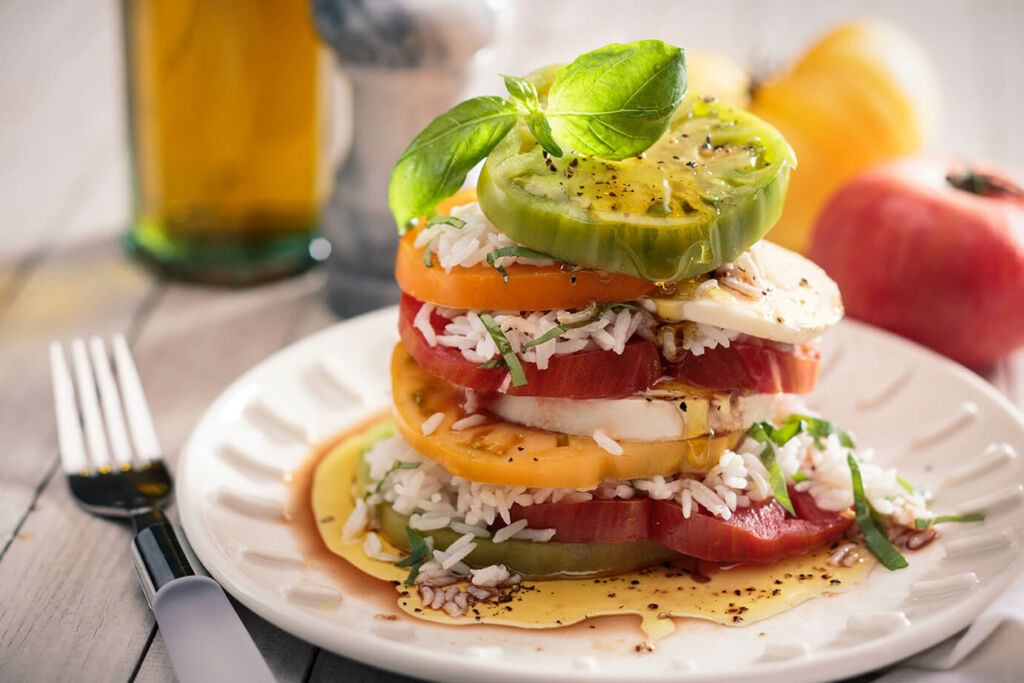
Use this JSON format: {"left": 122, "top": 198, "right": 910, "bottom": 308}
{"left": 313, "top": 0, "right": 498, "bottom": 317}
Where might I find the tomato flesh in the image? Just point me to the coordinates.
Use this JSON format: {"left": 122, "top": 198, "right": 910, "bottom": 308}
{"left": 666, "top": 337, "right": 821, "bottom": 394}
{"left": 652, "top": 490, "right": 851, "bottom": 562}
{"left": 399, "top": 293, "right": 661, "bottom": 399}
{"left": 510, "top": 488, "right": 852, "bottom": 563}
{"left": 396, "top": 188, "right": 656, "bottom": 311}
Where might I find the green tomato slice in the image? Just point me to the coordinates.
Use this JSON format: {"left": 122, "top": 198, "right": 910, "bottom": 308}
{"left": 477, "top": 97, "right": 796, "bottom": 282}
{"left": 357, "top": 453, "right": 680, "bottom": 579}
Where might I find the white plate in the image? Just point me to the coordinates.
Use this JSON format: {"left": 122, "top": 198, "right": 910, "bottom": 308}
{"left": 177, "top": 307, "right": 1024, "bottom": 682}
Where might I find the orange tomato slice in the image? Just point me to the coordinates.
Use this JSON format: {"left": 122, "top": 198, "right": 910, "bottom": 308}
{"left": 391, "top": 343, "right": 740, "bottom": 488}
{"left": 395, "top": 189, "right": 656, "bottom": 311}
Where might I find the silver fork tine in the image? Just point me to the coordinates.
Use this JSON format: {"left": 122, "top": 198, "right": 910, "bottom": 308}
{"left": 112, "top": 334, "right": 162, "bottom": 462}
{"left": 89, "top": 337, "right": 134, "bottom": 468}
{"left": 71, "top": 338, "right": 112, "bottom": 472}
{"left": 49, "top": 342, "right": 89, "bottom": 474}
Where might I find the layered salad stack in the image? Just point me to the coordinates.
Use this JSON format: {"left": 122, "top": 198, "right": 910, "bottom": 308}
{"left": 338, "top": 41, "right": 975, "bottom": 618}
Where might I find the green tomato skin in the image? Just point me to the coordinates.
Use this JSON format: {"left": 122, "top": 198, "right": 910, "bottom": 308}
{"left": 477, "top": 98, "right": 795, "bottom": 282}
{"left": 375, "top": 500, "right": 681, "bottom": 579}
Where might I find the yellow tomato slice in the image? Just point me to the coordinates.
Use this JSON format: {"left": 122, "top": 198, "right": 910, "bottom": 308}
{"left": 395, "top": 189, "right": 656, "bottom": 311}
{"left": 391, "top": 344, "right": 740, "bottom": 488}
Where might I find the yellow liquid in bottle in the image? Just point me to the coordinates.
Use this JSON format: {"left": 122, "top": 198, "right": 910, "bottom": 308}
{"left": 122, "top": 0, "right": 328, "bottom": 281}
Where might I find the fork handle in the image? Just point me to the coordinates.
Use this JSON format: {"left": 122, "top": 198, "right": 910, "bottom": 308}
{"left": 152, "top": 576, "right": 276, "bottom": 683}
{"left": 132, "top": 518, "right": 275, "bottom": 683}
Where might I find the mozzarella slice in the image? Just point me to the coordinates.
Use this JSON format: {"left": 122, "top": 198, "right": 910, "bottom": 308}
{"left": 490, "top": 392, "right": 804, "bottom": 442}
{"left": 651, "top": 241, "right": 843, "bottom": 345}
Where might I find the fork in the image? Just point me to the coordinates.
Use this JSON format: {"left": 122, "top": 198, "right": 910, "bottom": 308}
{"left": 49, "top": 335, "right": 275, "bottom": 683}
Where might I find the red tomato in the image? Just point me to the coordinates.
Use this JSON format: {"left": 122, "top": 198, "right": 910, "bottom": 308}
{"left": 651, "top": 490, "right": 852, "bottom": 562}
{"left": 509, "top": 488, "right": 852, "bottom": 563}
{"left": 398, "top": 293, "right": 662, "bottom": 399}
{"left": 509, "top": 499, "right": 652, "bottom": 543}
{"left": 666, "top": 337, "right": 821, "bottom": 394}
{"left": 810, "top": 157, "right": 1024, "bottom": 368}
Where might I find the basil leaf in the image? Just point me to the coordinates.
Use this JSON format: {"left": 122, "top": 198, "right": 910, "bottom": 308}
{"left": 395, "top": 527, "right": 431, "bottom": 584}
{"left": 485, "top": 246, "right": 556, "bottom": 284}
{"left": 426, "top": 215, "right": 466, "bottom": 229}
{"left": 746, "top": 423, "right": 795, "bottom": 516}
{"left": 476, "top": 358, "right": 504, "bottom": 370}
{"left": 478, "top": 314, "right": 527, "bottom": 386}
{"left": 527, "top": 112, "right": 563, "bottom": 157}
{"left": 546, "top": 40, "right": 686, "bottom": 160}
{"left": 388, "top": 96, "right": 519, "bottom": 230}
{"left": 423, "top": 245, "right": 433, "bottom": 268}
{"left": 848, "top": 454, "right": 908, "bottom": 570}
{"left": 914, "top": 514, "right": 985, "bottom": 529}
{"left": 502, "top": 74, "right": 540, "bottom": 111}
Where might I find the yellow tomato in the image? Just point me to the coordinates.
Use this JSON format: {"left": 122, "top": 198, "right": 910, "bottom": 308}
{"left": 750, "top": 21, "right": 940, "bottom": 254}
{"left": 390, "top": 344, "right": 740, "bottom": 488}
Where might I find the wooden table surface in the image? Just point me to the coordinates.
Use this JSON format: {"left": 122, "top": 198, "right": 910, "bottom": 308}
{"left": 2, "top": 1, "right": 1023, "bottom": 681}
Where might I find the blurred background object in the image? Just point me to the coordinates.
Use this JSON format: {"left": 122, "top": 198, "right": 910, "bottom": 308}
{"left": 122, "top": 0, "right": 331, "bottom": 284}
{"left": 312, "top": 0, "right": 498, "bottom": 317}
{"left": 810, "top": 157, "right": 1024, "bottom": 369}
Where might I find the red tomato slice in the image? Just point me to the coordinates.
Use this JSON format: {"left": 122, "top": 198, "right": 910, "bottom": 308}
{"left": 666, "top": 338, "right": 821, "bottom": 394}
{"left": 509, "top": 489, "right": 852, "bottom": 563}
{"left": 651, "top": 490, "right": 852, "bottom": 562}
{"left": 399, "top": 293, "right": 661, "bottom": 399}
{"left": 509, "top": 499, "right": 652, "bottom": 543}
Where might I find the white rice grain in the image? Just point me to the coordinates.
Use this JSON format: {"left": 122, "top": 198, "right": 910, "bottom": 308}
{"left": 492, "top": 519, "right": 528, "bottom": 544}
{"left": 421, "top": 412, "right": 444, "bottom": 436}
{"left": 593, "top": 429, "right": 624, "bottom": 455}
{"left": 451, "top": 414, "right": 487, "bottom": 431}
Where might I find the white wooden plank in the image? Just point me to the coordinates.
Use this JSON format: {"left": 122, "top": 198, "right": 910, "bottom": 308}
{"left": 0, "top": 243, "right": 154, "bottom": 548}
{"left": 0, "top": 0, "right": 126, "bottom": 258}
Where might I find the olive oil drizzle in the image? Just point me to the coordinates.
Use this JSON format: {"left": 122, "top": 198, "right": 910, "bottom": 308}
{"left": 304, "top": 420, "right": 876, "bottom": 644}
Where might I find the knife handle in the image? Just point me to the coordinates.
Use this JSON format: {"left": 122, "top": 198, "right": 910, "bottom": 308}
{"left": 132, "top": 514, "right": 275, "bottom": 683}
{"left": 152, "top": 575, "right": 276, "bottom": 683}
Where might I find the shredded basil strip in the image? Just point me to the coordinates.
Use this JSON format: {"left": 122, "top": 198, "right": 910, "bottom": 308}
{"left": 779, "top": 414, "right": 855, "bottom": 449}
{"left": 426, "top": 215, "right": 466, "bottom": 229}
{"left": 476, "top": 358, "right": 504, "bottom": 370}
{"left": 485, "top": 246, "right": 556, "bottom": 284}
{"left": 914, "top": 513, "right": 985, "bottom": 529}
{"left": 423, "top": 245, "right": 433, "bottom": 268}
{"left": 522, "top": 302, "right": 637, "bottom": 350}
{"left": 478, "top": 313, "right": 527, "bottom": 386}
{"left": 896, "top": 475, "right": 933, "bottom": 502}
{"left": 792, "top": 470, "right": 809, "bottom": 483}
{"left": 746, "top": 423, "right": 796, "bottom": 516}
{"left": 395, "top": 527, "right": 431, "bottom": 585}
{"left": 373, "top": 461, "right": 421, "bottom": 495}
{"left": 847, "top": 454, "right": 908, "bottom": 570}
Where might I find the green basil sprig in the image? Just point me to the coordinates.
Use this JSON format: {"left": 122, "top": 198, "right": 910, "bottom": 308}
{"left": 395, "top": 527, "right": 431, "bottom": 585}
{"left": 848, "top": 454, "right": 908, "bottom": 570}
{"left": 485, "top": 246, "right": 557, "bottom": 283}
{"left": 388, "top": 40, "right": 687, "bottom": 230}
{"left": 745, "top": 423, "right": 796, "bottom": 516}
{"left": 478, "top": 314, "right": 527, "bottom": 386}
{"left": 914, "top": 514, "right": 985, "bottom": 529}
